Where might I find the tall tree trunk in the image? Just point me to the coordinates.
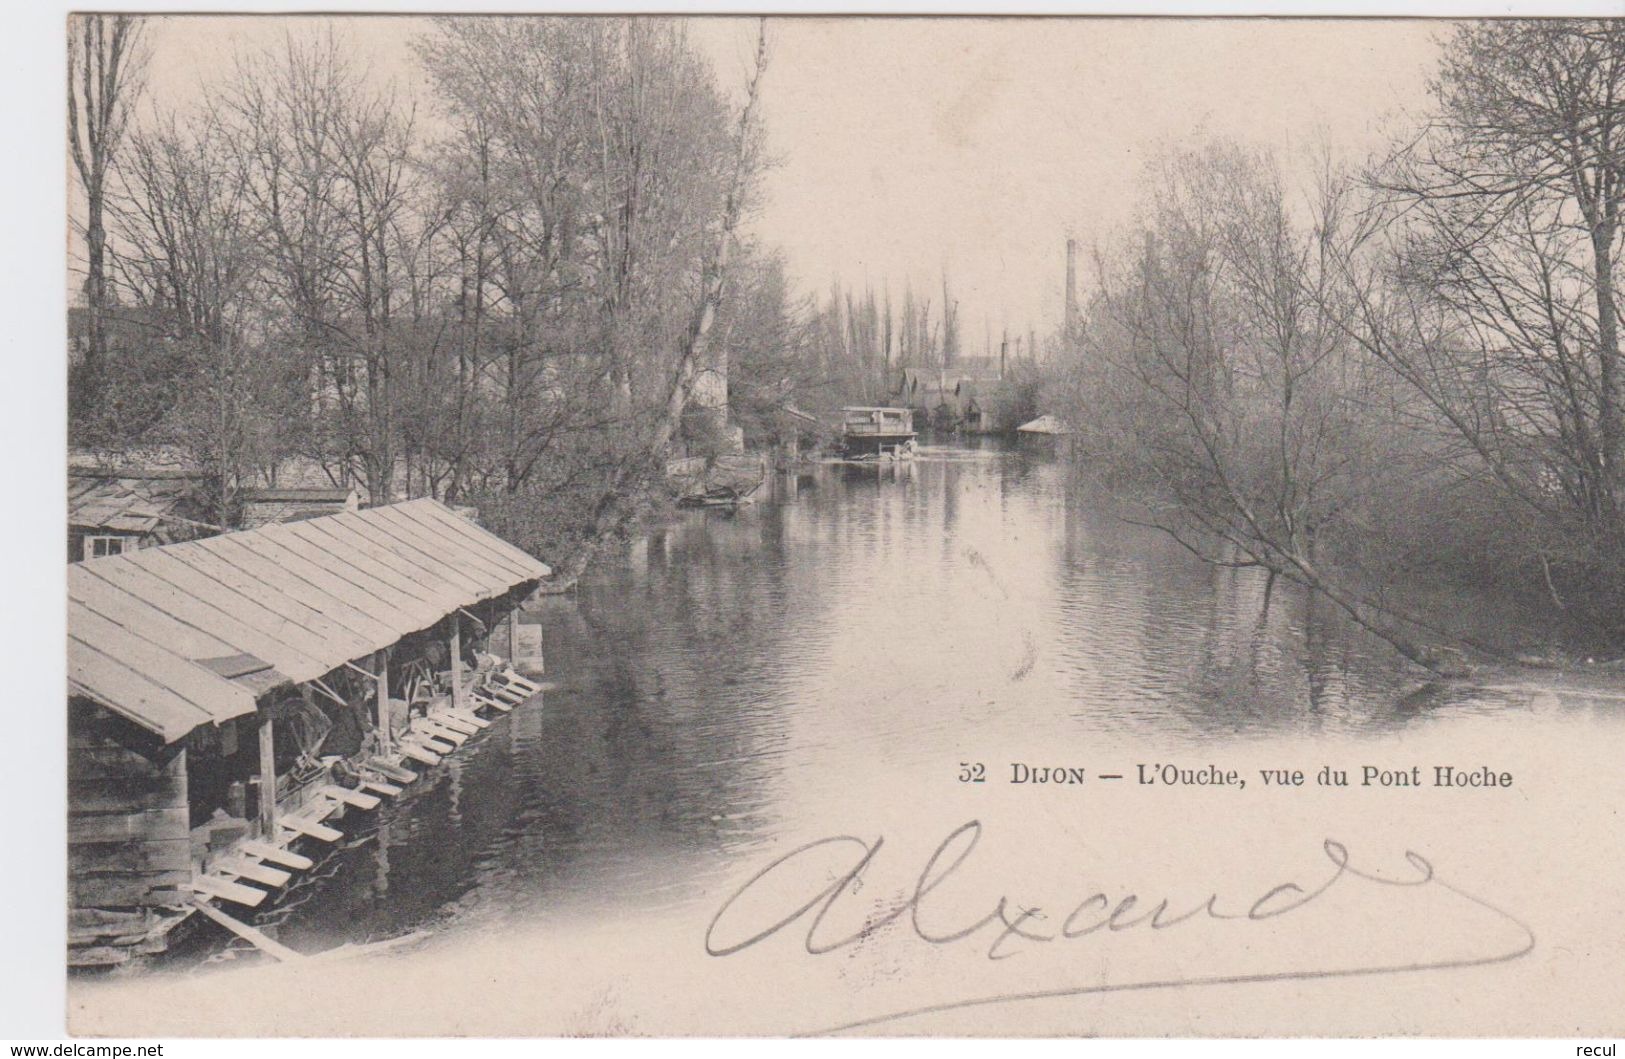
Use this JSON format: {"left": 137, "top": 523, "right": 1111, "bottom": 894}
{"left": 1592, "top": 220, "right": 1622, "bottom": 517}
{"left": 82, "top": 189, "right": 107, "bottom": 413}
{"left": 67, "top": 15, "right": 147, "bottom": 429}
{"left": 542, "top": 21, "right": 770, "bottom": 591}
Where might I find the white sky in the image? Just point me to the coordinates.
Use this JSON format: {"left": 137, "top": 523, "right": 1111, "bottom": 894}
{"left": 132, "top": 15, "right": 1446, "bottom": 346}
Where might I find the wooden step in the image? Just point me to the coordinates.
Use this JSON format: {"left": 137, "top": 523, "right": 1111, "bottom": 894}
{"left": 443, "top": 708, "right": 491, "bottom": 730}
{"left": 364, "top": 758, "right": 418, "bottom": 783}
{"left": 281, "top": 815, "right": 342, "bottom": 842}
{"left": 484, "top": 683, "right": 526, "bottom": 704}
{"left": 306, "top": 795, "right": 341, "bottom": 820}
{"left": 360, "top": 779, "right": 403, "bottom": 797}
{"left": 411, "top": 719, "right": 468, "bottom": 745}
{"left": 319, "top": 785, "right": 382, "bottom": 810}
{"left": 191, "top": 874, "right": 268, "bottom": 907}
{"left": 469, "top": 690, "right": 513, "bottom": 713}
{"left": 404, "top": 721, "right": 459, "bottom": 745}
{"left": 395, "top": 741, "right": 443, "bottom": 766}
{"left": 494, "top": 665, "right": 539, "bottom": 691}
{"left": 499, "top": 669, "right": 542, "bottom": 693}
{"left": 422, "top": 711, "right": 474, "bottom": 737}
{"left": 217, "top": 857, "right": 292, "bottom": 888}
{"left": 416, "top": 732, "right": 459, "bottom": 753}
{"left": 240, "top": 840, "right": 313, "bottom": 871}
{"left": 427, "top": 712, "right": 480, "bottom": 735}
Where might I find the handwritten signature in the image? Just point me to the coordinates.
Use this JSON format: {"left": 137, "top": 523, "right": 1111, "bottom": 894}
{"left": 704, "top": 820, "right": 1536, "bottom": 1034}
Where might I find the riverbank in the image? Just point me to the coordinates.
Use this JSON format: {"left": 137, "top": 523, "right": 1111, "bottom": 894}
{"left": 1056, "top": 457, "right": 1625, "bottom": 670}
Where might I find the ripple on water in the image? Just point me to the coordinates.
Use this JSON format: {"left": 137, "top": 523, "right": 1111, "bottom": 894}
{"left": 244, "top": 439, "right": 1621, "bottom": 959}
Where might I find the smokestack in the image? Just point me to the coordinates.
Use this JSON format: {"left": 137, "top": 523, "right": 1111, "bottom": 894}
{"left": 1000, "top": 333, "right": 1008, "bottom": 379}
{"left": 1064, "top": 238, "right": 1079, "bottom": 340}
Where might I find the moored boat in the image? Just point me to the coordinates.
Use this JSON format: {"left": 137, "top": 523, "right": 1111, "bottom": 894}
{"left": 839, "top": 406, "right": 917, "bottom": 458}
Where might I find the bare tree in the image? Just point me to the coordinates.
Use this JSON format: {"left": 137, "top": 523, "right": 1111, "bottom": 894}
{"left": 224, "top": 31, "right": 422, "bottom": 504}
{"left": 940, "top": 271, "right": 960, "bottom": 368}
{"left": 72, "top": 16, "right": 801, "bottom": 586}
{"left": 113, "top": 112, "right": 295, "bottom": 525}
{"left": 413, "top": 17, "right": 766, "bottom": 569}
{"left": 543, "top": 19, "right": 772, "bottom": 587}
{"left": 67, "top": 14, "right": 149, "bottom": 422}
{"left": 1084, "top": 145, "right": 1460, "bottom": 667}
{"left": 1355, "top": 19, "right": 1625, "bottom": 615}
{"left": 419, "top": 17, "right": 598, "bottom": 499}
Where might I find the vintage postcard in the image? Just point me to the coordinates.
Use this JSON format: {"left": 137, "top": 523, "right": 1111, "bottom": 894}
{"left": 57, "top": 10, "right": 1625, "bottom": 1039}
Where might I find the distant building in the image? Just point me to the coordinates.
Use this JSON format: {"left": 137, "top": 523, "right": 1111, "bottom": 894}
{"left": 955, "top": 377, "right": 1021, "bottom": 434}
{"left": 894, "top": 367, "right": 958, "bottom": 428}
{"left": 897, "top": 353, "right": 1018, "bottom": 433}
{"left": 70, "top": 464, "right": 364, "bottom": 560}
{"left": 238, "top": 487, "right": 359, "bottom": 529}
{"left": 68, "top": 467, "right": 212, "bottom": 562}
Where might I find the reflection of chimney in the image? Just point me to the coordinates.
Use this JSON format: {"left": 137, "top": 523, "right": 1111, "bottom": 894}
{"left": 1064, "top": 239, "right": 1079, "bottom": 339}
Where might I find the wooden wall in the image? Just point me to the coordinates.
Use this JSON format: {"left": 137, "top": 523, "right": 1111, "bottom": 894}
{"left": 68, "top": 700, "right": 191, "bottom": 913}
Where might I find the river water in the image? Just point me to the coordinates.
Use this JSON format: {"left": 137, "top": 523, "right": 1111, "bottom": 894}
{"left": 190, "top": 439, "right": 1606, "bottom": 953}
{"left": 95, "top": 440, "right": 1623, "bottom": 1036}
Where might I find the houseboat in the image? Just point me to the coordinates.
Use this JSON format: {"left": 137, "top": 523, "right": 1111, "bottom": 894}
{"left": 839, "top": 406, "right": 917, "bottom": 459}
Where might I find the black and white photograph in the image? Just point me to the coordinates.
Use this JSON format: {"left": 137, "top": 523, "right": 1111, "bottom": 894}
{"left": 30, "top": 6, "right": 1625, "bottom": 1041}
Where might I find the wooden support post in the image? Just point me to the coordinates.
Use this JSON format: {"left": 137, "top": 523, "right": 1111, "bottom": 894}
{"left": 257, "top": 709, "right": 277, "bottom": 838}
{"left": 374, "top": 648, "right": 391, "bottom": 753}
{"left": 449, "top": 614, "right": 467, "bottom": 711}
{"left": 508, "top": 604, "right": 519, "bottom": 663}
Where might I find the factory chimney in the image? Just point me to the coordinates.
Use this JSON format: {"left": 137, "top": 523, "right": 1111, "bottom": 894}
{"left": 1064, "top": 238, "right": 1080, "bottom": 340}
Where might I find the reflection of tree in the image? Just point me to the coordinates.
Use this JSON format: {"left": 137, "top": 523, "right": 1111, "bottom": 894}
{"left": 1055, "top": 486, "right": 1402, "bottom": 739}
{"left": 1302, "top": 591, "right": 1327, "bottom": 715}
{"left": 523, "top": 499, "right": 823, "bottom": 890}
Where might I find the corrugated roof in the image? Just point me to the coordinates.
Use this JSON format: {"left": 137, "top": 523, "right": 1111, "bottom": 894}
{"left": 67, "top": 499, "right": 551, "bottom": 743}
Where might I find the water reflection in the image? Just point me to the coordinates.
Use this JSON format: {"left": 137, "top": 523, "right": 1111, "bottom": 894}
{"left": 228, "top": 440, "right": 1616, "bottom": 960}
